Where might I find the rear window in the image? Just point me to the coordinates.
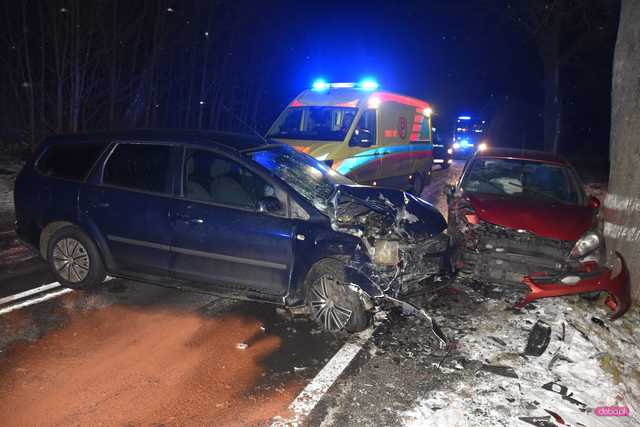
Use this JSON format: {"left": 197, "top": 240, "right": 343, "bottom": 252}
{"left": 36, "top": 142, "right": 107, "bottom": 181}
{"left": 103, "top": 143, "right": 171, "bottom": 194}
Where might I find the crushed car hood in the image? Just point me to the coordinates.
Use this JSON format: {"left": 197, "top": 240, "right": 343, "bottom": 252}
{"left": 466, "top": 193, "right": 595, "bottom": 241}
{"left": 331, "top": 184, "right": 447, "bottom": 240}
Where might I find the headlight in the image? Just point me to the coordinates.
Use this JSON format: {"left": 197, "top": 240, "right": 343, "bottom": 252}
{"left": 447, "top": 148, "right": 453, "bottom": 154}
{"left": 453, "top": 142, "right": 460, "bottom": 150}
{"left": 570, "top": 231, "right": 601, "bottom": 257}
{"left": 478, "top": 142, "right": 488, "bottom": 151}
{"left": 374, "top": 240, "right": 399, "bottom": 265}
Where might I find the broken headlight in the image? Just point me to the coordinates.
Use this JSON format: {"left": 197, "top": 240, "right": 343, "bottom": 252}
{"left": 374, "top": 240, "right": 399, "bottom": 265}
{"left": 570, "top": 231, "right": 601, "bottom": 258}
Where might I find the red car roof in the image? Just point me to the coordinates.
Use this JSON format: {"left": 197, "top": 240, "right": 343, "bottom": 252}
{"left": 474, "top": 148, "right": 569, "bottom": 166}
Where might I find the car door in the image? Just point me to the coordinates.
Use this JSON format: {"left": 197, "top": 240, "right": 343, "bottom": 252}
{"left": 81, "top": 142, "right": 178, "bottom": 276}
{"left": 170, "top": 147, "right": 295, "bottom": 296}
{"left": 340, "top": 108, "right": 382, "bottom": 183}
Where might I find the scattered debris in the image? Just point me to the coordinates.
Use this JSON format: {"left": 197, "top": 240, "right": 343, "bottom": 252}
{"left": 293, "top": 366, "right": 307, "bottom": 373}
{"left": 489, "top": 336, "right": 506, "bottom": 347}
{"left": 236, "top": 342, "right": 248, "bottom": 350}
{"left": 480, "top": 364, "right": 518, "bottom": 379}
{"left": 524, "top": 320, "right": 551, "bottom": 356}
{"left": 591, "top": 316, "right": 608, "bottom": 329}
{"left": 541, "top": 382, "right": 587, "bottom": 411}
{"left": 544, "top": 408, "right": 566, "bottom": 425}
{"left": 518, "top": 416, "right": 557, "bottom": 427}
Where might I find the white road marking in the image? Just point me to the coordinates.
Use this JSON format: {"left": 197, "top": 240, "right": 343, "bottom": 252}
{"left": 0, "top": 277, "right": 113, "bottom": 316}
{"left": 0, "top": 287, "right": 73, "bottom": 315}
{"left": 0, "top": 282, "right": 63, "bottom": 305}
{"left": 273, "top": 328, "right": 373, "bottom": 426}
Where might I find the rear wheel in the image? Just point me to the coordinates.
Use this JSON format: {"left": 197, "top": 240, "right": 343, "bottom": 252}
{"left": 47, "top": 226, "right": 106, "bottom": 290}
{"left": 305, "top": 259, "right": 370, "bottom": 333}
{"left": 411, "top": 172, "right": 425, "bottom": 196}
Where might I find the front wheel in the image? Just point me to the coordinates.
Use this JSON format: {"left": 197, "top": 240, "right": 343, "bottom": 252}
{"left": 47, "top": 226, "right": 106, "bottom": 290}
{"left": 305, "top": 259, "right": 370, "bottom": 333}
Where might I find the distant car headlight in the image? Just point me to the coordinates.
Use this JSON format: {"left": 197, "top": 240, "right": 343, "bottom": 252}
{"left": 452, "top": 142, "right": 460, "bottom": 150}
{"left": 570, "top": 231, "right": 601, "bottom": 257}
{"left": 447, "top": 148, "right": 453, "bottom": 154}
{"left": 478, "top": 142, "right": 488, "bottom": 151}
{"left": 374, "top": 240, "right": 399, "bottom": 265}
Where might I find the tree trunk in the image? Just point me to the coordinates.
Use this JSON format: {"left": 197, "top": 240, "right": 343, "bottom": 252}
{"left": 605, "top": 0, "right": 640, "bottom": 300}
{"left": 541, "top": 14, "right": 562, "bottom": 154}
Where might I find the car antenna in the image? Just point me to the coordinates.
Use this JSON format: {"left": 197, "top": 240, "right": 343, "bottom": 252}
{"left": 221, "top": 104, "right": 268, "bottom": 144}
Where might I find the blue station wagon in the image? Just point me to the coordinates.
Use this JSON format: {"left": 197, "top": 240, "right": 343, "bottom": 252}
{"left": 14, "top": 130, "right": 449, "bottom": 332}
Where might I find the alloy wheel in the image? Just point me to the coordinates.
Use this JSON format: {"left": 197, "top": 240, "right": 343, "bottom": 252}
{"left": 52, "top": 237, "right": 90, "bottom": 283}
{"left": 309, "top": 275, "right": 353, "bottom": 331}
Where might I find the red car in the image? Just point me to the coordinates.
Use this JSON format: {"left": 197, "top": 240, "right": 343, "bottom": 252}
{"left": 446, "top": 148, "right": 630, "bottom": 319}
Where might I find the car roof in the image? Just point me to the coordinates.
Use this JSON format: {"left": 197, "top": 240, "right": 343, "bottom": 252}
{"left": 44, "top": 129, "right": 268, "bottom": 152}
{"left": 474, "top": 147, "right": 569, "bottom": 166}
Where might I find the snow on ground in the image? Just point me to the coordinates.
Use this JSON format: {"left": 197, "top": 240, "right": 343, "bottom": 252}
{"left": 399, "top": 283, "right": 640, "bottom": 427}
{"left": 0, "top": 157, "right": 22, "bottom": 218}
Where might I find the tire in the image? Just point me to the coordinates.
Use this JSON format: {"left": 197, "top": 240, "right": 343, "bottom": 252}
{"left": 424, "top": 166, "right": 432, "bottom": 186}
{"left": 304, "top": 259, "right": 370, "bottom": 333}
{"left": 47, "top": 226, "right": 106, "bottom": 290}
{"left": 411, "top": 172, "right": 425, "bottom": 196}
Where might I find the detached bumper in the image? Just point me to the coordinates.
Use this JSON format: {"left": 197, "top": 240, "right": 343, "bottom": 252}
{"left": 516, "top": 253, "right": 631, "bottom": 320}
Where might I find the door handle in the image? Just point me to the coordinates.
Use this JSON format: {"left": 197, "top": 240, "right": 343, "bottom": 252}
{"left": 87, "top": 197, "right": 109, "bottom": 208}
{"left": 175, "top": 212, "right": 204, "bottom": 224}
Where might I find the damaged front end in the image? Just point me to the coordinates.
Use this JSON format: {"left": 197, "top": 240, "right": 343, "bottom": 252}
{"left": 326, "top": 185, "right": 450, "bottom": 342}
{"left": 451, "top": 205, "right": 631, "bottom": 319}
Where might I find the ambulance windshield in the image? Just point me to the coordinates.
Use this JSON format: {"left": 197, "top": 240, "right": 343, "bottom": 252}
{"left": 268, "top": 106, "right": 357, "bottom": 141}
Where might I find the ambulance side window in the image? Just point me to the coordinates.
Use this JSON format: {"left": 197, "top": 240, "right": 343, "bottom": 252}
{"left": 350, "top": 109, "right": 377, "bottom": 147}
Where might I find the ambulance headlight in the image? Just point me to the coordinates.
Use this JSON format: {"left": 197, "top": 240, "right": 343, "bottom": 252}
{"left": 478, "top": 142, "right": 488, "bottom": 152}
{"left": 453, "top": 142, "right": 460, "bottom": 150}
{"left": 447, "top": 148, "right": 453, "bottom": 154}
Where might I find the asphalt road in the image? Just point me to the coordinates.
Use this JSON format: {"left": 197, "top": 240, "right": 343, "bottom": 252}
{"left": 0, "top": 162, "right": 464, "bottom": 426}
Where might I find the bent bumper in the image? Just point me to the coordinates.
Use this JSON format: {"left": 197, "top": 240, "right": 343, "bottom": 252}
{"left": 516, "top": 253, "right": 631, "bottom": 320}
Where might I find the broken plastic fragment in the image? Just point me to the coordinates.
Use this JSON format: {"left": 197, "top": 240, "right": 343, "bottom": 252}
{"left": 236, "top": 342, "right": 248, "bottom": 350}
{"left": 480, "top": 364, "right": 518, "bottom": 378}
{"left": 524, "top": 320, "right": 551, "bottom": 356}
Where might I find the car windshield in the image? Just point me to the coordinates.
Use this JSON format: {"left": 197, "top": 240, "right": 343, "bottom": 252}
{"left": 267, "top": 106, "right": 357, "bottom": 141}
{"left": 461, "top": 158, "right": 584, "bottom": 205}
{"left": 247, "top": 144, "right": 353, "bottom": 210}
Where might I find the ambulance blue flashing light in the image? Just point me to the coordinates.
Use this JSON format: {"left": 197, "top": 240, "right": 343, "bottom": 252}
{"left": 311, "top": 78, "right": 379, "bottom": 91}
{"left": 311, "top": 79, "right": 330, "bottom": 91}
{"left": 358, "top": 78, "right": 379, "bottom": 90}
{"left": 458, "top": 115, "right": 471, "bottom": 120}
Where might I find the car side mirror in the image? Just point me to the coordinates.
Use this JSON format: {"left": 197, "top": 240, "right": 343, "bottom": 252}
{"left": 349, "top": 128, "right": 373, "bottom": 147}
{"left": 444, "top": 184, "right": 456, "bottom": 201}
{"left": 588, "top": 196, "right": 600, "bottom": 209}
{"left": 257, "top": 196, "right": 282, "bottom": 213}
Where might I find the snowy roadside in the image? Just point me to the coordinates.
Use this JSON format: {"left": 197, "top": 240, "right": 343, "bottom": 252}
{"left": 399, "top": 283, "right": 640, "bottom": 427}
{"left": 0, "top": 156, "right": 23, "bottom": 221}
{"left": 311, "top": 277, "right": 639, "bottom": 427}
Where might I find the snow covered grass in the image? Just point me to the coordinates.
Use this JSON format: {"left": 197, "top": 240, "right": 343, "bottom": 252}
{"left": 0, "top": 157, "right": 23, "bottom": 217}
{"left": 400, "top": 284, "right": 640, "bottom": 427}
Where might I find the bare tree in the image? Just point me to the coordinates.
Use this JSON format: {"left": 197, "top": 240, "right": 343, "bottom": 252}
{"left": 606, "top": 0, "right": 640, "bottom": 299}
{"left": 493, "top": 0, "right": 617, "bottom": 153}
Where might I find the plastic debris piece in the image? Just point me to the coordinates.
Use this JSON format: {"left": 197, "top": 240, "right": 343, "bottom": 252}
{"left": 480, "top": 364, "right": 518, "bottom": 378}
{"left": 518, "top": 416, "right": 556, "bottom": 427}
{"left": 236, "top": 342, "right": 248, "bottom": 350}
{"left": 524, "top": 320, "right": 551, "bottom": 356}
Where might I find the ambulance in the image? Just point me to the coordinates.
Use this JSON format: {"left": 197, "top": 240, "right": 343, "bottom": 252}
{"left": 266, "top": 79, "right": 434, "bottom": 195}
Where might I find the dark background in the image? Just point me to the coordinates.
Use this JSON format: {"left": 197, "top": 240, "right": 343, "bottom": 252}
{"left": 0, "top": 0, "right": 619, "bottom": 172}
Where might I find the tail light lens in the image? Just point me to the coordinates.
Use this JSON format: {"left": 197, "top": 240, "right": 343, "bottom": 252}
{"left": 464, "top": 212, "right": 480, "bottom": 225}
